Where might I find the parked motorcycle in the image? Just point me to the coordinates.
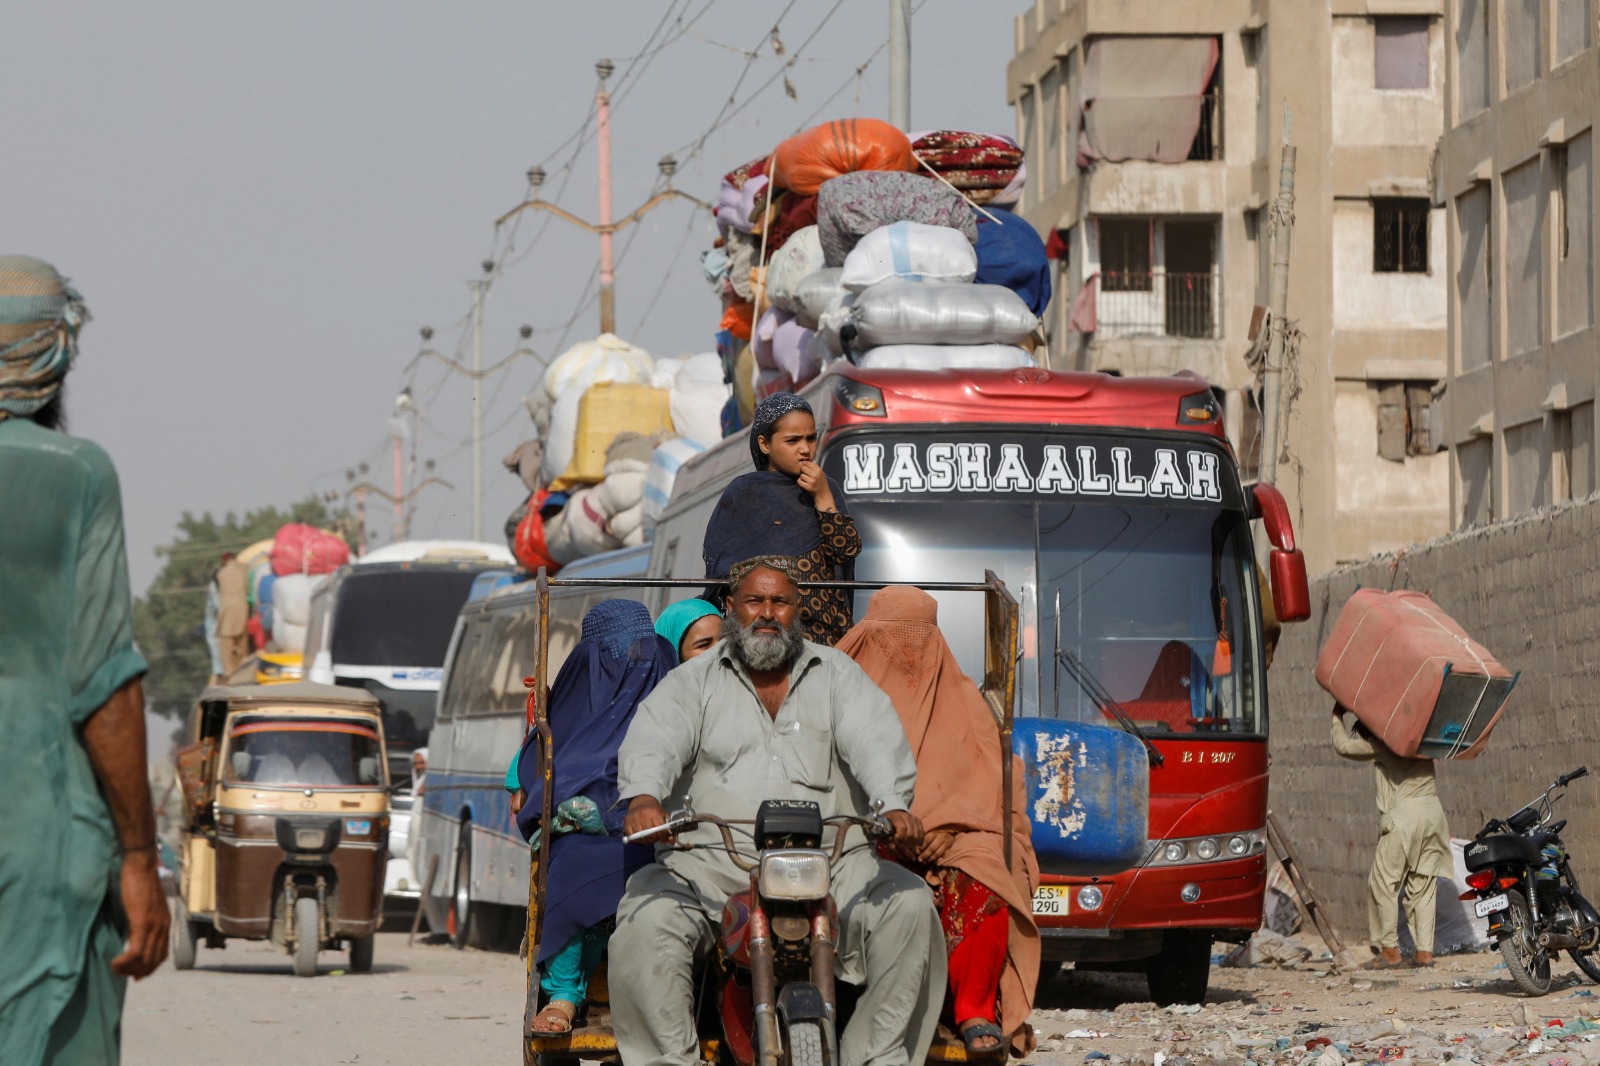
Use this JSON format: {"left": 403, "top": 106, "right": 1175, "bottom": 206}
{"left": 1461, "top": 766, "right": 1600, "bottom": 995}
{"left": 625, "top": 799, "right": 893, "bottom": 1066}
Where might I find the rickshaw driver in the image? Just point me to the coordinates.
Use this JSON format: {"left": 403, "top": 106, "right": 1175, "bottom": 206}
{"left": 612, "top": 556, "right": 947, "bottom": 1066}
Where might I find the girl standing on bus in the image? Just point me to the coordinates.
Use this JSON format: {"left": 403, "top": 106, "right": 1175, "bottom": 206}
{"left": 507, "top": 600, "right": 676, "bottom": 1035}
{"left": 837, "top": 586, "right": 1041, "bottom": 1058}
{"left": 701, "top": 393, "right": 861, "bottom": 645}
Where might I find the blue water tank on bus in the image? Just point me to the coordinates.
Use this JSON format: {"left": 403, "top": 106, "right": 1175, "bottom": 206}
{"left": 1012, "top": 719, "right": 1149, "bottom": 875}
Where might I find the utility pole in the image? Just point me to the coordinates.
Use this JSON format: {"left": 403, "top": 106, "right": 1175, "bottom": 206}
{"left": 467, "top": 261, "right": 492, "bottom": 542}
{"left": 1259, "top": 107, "right": 1296, "bottom": 485}
{"left": 888, "top": 0, "right": 911, "bottom": 132}
{"left": 596, "top": 58, "right": 617, "bottom": 334}
{"left": 390, "top": 386, "right": 418, "bottom": 541}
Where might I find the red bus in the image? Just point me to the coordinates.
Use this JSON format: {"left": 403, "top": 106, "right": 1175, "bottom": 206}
{"left": 653, "top": 362, "right": 1309, "bottom": 1005}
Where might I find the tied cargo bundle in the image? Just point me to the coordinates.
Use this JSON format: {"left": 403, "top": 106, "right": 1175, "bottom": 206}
{"left": 1314, "top": 589, "right": 1518, "bottom": 760}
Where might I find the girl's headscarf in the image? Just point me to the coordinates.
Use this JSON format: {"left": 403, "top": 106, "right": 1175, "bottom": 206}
{"left": 511, "top": 599, "right": 676, "bottom": 964}
{"left": 748, "top": 392, "right": 812, "bottom": 469}
{"left": 655, "top": 598, "right": 722, "bottom": 662}
{"left": 835, "top": 586, "right": 1041, "bottom": 1055}
{"left": 0, "top": 256, "right": 88, "bottom": 421}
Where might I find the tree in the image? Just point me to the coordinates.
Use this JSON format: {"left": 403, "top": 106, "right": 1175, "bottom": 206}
{"left": 132, "top": 498, "right": 351, "bottom": 719}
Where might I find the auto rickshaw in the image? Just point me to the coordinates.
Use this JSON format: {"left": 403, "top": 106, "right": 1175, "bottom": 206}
{"left": 172, "top": 681, "right": 391, "bottom": 977}
{"left": 518, "top": 571, "right": 1020, "bottom": 1066}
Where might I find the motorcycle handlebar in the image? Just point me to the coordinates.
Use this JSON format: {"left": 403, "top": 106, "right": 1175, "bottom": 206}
{"left": 1559, "top": 767, "right": 1590, "bottom": 787}
{"left": 622, "top": 809, "right": 893, "bottom": 868}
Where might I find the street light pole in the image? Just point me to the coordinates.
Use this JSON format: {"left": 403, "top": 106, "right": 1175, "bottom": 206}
{"left": 888, "top": 0, "right": 911, "bottom": 132}
{"left": 468, "top": 261, "right": 492, "bottom": 542}
{"left": 596, "top": 59, "right": 617, "bottom": 334}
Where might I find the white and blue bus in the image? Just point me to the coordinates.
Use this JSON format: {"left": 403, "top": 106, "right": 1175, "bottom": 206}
{"left": 415, "top": 544, "right": 653, "bottom": 947}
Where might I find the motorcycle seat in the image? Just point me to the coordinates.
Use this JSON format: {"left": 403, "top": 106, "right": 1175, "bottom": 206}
{"left": 1465, "top": 832, "right": 1542, "bottom": 870}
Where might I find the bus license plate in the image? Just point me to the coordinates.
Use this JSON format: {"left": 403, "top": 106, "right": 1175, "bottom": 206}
{"left": 1475, "top": 893, "right": 1509, "bottom": 918}
{"left": 1032, "top": 886, "right": 1069, "bottom": 916}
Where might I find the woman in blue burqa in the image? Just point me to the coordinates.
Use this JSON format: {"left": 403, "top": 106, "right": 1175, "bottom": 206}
{"left": 505, "top": 599, "right": 675, "bottom": 1034}
{"left": 701, "top": 392, "right": 861, "bottom": 645}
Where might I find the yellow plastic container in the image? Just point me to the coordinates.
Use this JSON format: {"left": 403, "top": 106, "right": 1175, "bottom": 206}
{"left": 550, "top": 382, "right": 673, "bottom": 491}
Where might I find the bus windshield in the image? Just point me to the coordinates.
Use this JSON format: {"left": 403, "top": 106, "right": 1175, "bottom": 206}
{"left": 329, "top": 569, "right": 482, "bottom": 668}
{"left": 838, "top": 435, "right": 1265, "bottom": 737}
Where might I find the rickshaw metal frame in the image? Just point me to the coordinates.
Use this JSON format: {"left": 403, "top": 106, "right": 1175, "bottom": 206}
{"left": 518, "top": 568, "right": 1019, "bottom": 1063}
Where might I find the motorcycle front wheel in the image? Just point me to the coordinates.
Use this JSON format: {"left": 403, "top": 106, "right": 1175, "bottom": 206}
{"left": 782, "top": 1018, "right": 827, "bottom": 1066}
{"left": 1499, "top": 890, "right": 1553, "bottom": 996}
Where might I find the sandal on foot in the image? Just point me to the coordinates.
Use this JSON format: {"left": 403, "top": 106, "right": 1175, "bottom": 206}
{"left": 958, "top": 1020, "right": 1006, "bottom": 1055}
{"left": 1360, "top": 956, "right": 1406, "bottom": 971}
{"left": 531, "top": 1000, "right": 577, "bottom": 1034}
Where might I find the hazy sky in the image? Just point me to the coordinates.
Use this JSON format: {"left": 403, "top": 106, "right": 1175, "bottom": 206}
{"left": 3, "top": 0, "right": 1030, "bottom": 595}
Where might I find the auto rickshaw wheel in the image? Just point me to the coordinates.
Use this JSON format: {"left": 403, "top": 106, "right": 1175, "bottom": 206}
{"left": 349, "top": 934, "right": 374, "bottom": 973}
{"left": 172, "top": 900, "right": 198, "bottom": 971}
{"left": 292, "top": 897, "right": 320, "bottom": 978}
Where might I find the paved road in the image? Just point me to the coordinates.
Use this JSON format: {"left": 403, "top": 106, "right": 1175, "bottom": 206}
{"left": 123, "top": 930, "right": 528, "bottom": 1066}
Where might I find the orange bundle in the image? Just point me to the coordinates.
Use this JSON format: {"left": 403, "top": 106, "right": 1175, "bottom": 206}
{"left": 771, "top": 118, "right": 914, "bottom": 196}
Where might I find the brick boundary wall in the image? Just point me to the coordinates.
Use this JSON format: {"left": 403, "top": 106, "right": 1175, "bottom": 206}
{"left": 1265, "top": 494, "right": 1600, "bottom": 950}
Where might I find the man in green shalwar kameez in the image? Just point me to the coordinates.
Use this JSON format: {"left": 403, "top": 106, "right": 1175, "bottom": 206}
{"left": 0, "top": 255, "right": 170, "bottom": 1063}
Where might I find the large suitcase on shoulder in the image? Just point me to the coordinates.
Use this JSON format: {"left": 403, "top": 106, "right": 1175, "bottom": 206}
{"left": 1314, "top": 588, "right": 1517, "bottom": 760}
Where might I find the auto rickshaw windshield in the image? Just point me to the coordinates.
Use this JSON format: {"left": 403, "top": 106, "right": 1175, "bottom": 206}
{"left": 223, "top": 716, "right": 385, "bottom": 788}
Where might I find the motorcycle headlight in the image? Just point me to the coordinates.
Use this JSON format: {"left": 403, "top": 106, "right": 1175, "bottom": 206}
{"left": 759, "top": 850, "right": 832, "bottom": 901}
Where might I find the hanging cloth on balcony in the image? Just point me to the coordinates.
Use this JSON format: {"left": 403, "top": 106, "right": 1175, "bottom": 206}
{"left": 1077, "top": 37, "right": 1219, "bottom": 168}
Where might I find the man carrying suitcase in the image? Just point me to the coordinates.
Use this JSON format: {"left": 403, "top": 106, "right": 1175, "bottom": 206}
{"left": 1332, "top": 706, "right": 1452, "bottom": 969}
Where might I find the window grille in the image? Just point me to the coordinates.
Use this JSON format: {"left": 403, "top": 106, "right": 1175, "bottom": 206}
{"left": 1374, "top": 199, "right": 1429, "bottom": 273}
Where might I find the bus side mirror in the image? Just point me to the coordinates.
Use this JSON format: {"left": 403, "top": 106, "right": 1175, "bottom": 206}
{"left": 1250, "top": 483, "right": 1311, "bottom": 623}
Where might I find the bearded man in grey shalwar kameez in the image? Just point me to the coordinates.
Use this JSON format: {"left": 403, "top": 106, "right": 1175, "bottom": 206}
{"left": 612, "top": 557, "right": 946, "bottom": 1066}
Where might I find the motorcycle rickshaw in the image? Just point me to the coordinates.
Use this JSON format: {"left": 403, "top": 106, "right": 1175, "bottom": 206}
{"left": 518, "top": 571, "right": 1021, "bottom": 1066}
{"left": 172, "top": 681, "right": 392, "bottom": 977}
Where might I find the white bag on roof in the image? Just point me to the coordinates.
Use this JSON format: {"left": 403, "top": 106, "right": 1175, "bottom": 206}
{"left": 840, "top": 221, "right": 979, "bottom": 292}
{"left": 767, "top": 226, "right": 827, "bottom": 313}
{"left": 643, "top": 436, "right": 709, "bottom": 523}
{"left": 790, "top": 268, "right": 846, "bottom": 330}
{"left": 542, "top": 333, "right": 654, "bottom": 401}
{"left": 596, "top": 457, "right": 649, "bottom": 516}
{"left": 542, "top": 388, "right": 585, "bottom": 484}
{"left": 650, "top": 355, "right": 685, "bottom": 390}
{"left": 271, "top": 573, "right": 327, "bottom": 629}
{"left": 669, "top": 354, "right": 728, "bottom": 445}
{"left": 849, "top": 278, "right": 1040, "bottom": 347}
{"left": 272, "top": 616, "right": 309, "bottom": 654}
{"left": 609, "top": 502, "right": 647, "bottom": 545}
{"left": 543, "top": 487, "right": 621, "bottom": 564}
{"left": 856, "top": 344, "right": 1036, "bottom": 371}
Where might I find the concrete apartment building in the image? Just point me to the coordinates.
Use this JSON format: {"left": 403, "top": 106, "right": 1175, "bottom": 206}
{"left": 1438, "top": 0, "right": 1597, "bottom": 527}
{"left": 1007, "top": 0, "right": 1453, "bottom": 570}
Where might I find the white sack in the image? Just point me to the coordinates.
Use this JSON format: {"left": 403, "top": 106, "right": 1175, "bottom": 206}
{"left": 815, "top": 290, "right": 859, "bottom": 357}
{"left": 643, "top": 437, "right": 710, "bottom": 523}
{"left": 767, "top": 226, "right": 827, "bottom": 313}
{"left": 850, "top": 278, "right": 1040, "bottom": 347}
{"left": 541, "top": 333, "right": 654, "bottom": 401}
{"left": 839, "top": 221, "right": 979, "bottom": 292}
{"left": 596, "top": 458, "right": 649, "bottom": 516}
{"left": 542, "top": 387, "right": 585, "bottom": 484}
{"left": 650, "top": 355, "right": 686, "bottom": 390}
{"left": 790, "top": 268, "right": 846, "bottom": 330}
{"left": 272, "top": 616, "right": 309, "bottom": 654}
{"left": 271, "top": 573, "right": 326, "bottom": 629}
{"left": 609, "top": 502, "right": 646, "bottom": 545}
{"left": 857, "top": 344, "right": 1036, "bottom": 371}
{"left": 543, "top": 487, "right": 621, "bottom": 564}
{"left": 669, "top": 354, "right": 728, "bottom": 445}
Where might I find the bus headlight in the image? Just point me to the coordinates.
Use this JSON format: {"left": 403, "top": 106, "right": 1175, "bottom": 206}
{"left": 1195, "top": 838, "right": 1220, "bottom": 860}
{"left": 1227, "top": 835, "right": 1250, "bottom": 856}
{"left": 1163, "top": 842, "right": 1188, "bottom": 863}
{"left": 759, "top": 851, "right": 831, "bottom": 901}
{"left": 1076, "top": 886, "right": 1104, "bottom": 912}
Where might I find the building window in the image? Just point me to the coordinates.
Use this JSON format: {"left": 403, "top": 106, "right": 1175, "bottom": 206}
{"left": 1557, "top": 130, "right": 1595, "bottom": 337}
{"left": 1457, "top": 436, "right": 1493, "bottom": 527}
{"left": 1375, "top": 381, "right": 1440, "bottom": 461}
{"left": 1374, "top": 17, "right": 1429, "bottom": 89}
{"left": 1556, "top": 403, "right": 1596, "bottom": 500}
{"left": 1374, "top": 199, "right": 1430, "bottom": 273}
{"left": 1557, "top": 0, "right": 1593, "bottom": 65}
{"left": 1100, "top": 219, "right": 1153, "bottom": 291}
